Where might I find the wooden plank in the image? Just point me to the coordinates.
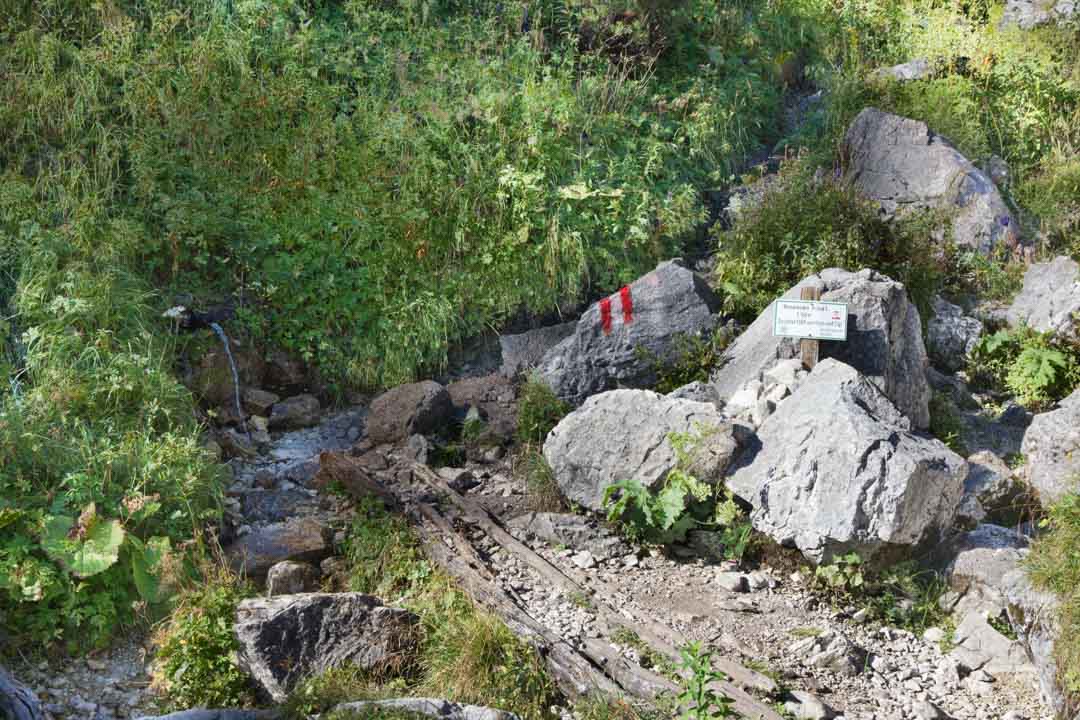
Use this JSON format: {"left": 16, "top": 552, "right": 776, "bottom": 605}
{"left": 799, "top": 285, "right": 821, "bottom": 370}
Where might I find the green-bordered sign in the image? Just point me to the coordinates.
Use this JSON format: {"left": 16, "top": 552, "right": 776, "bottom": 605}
{"left": 773, "top": 299, "right": 848, "bottom": 341}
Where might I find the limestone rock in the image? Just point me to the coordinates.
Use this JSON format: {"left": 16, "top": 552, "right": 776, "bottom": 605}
{"left": 1006, "top": 256, "right": 1080, "bottom": 341}
{"left": 1004, "top": 568, "right": 1072, "bottom": 715}
{"left": 225, "top": 518, "right": 332, "bottom": 578}
{"left": 0, "top": 665, "right": 43, "bottom": 720}
{"left": 265, "top": 561, "right": 320, "bottom": 596}
{"left": 1001, "top": 0, "right": 1078, "bottom": 28}
{"left": 927, "top": 297, "right": 982, "bottom": 372}
{"left": 938, "top": 524, "right": 1029, "bottom": 617}
{"left": 235, "top": 593, "right": 419, "bottom": 702}
{"left": 843, "top": 108, "right": 1018, "bottom": 256}
{"left": 367, "top": 381, "right": 454, "bottom": 444}
{"left": 726, "top": 360, "right": 966, "bottom": 564}
{"left": 498, "top": 323, "right": 576, "bottom": 378}
{"left": 1021, "top": 387, "right": 1080, "bottom": 505}
{"left": 506, "top": 512, "right": 630, "bottom": 561}
{"left": 783, "top": 690, "right": 837, "bottom": 720}
{"left": 242, "top": 388, "right": 279, "bottom": 417}
{"left": 873, "top": 58, "right": 933, "bottom": 82}
{"left": 268, "top": 394, "right": 321, "bottom": 430}
{"left": 543, "top": 389, "right": 743, "bottom": 512}
{"left": 711, "top": 268, "right": 931, "bottom": 428}
{"left": 537, "top": 260, "right": 720, "bottom": 404}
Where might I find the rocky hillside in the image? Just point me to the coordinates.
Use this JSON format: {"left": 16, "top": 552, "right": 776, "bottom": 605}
{"left": 2, "top": 2, "right": 1080, "bottom": 720}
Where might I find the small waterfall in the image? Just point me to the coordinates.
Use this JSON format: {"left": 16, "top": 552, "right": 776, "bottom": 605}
{"left": 209, "top": 322, "right": 247, "bottom": 435}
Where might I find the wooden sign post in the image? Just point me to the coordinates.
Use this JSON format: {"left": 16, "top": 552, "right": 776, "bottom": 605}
{"left": 772, "top": 287, "right": 848, "bottom": 370}
{"left": 800, "top": 286, "right": 821, "bottom": 370}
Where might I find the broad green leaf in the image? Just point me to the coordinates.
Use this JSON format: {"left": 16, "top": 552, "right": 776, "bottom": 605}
{"left": 41, "top": 512, "right": 126, "bottom": 578}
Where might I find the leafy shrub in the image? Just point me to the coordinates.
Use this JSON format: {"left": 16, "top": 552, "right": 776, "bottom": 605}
{"left": 638, "top": 330, "right": 733, "bottom": 394}
{"left": 603, "top": 428, "right": 752, "bottom": 552}
{"left": 969, "top": 328, "right": 1080, "bottom": 410}
{"left": 676, "top": 641, "right": 735, "bottom": 720}
{"left": 332, "top": 492, "right": 558, "bottom": 720}
{"left": 515, "top": 376, "right": 571, "bottom": 446}
{"left": 153, "top": 569, "right": 256, "bottom": 709}
{"left": 711, "top": 160, "right": 946, "bottom": 322}
{"left": 928, "top": 391, "right": 967, "bottom": 455}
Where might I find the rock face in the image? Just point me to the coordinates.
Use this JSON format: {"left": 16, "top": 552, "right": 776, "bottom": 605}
{"left": 235, "top": 593, "right": 419, "bottom": 702}
{"left": 1001, "top": 0, "right": 1078, "bottom": 28}
{"left": 498, "top": 322, "right": 576, "bottom": 378}
{"left": 367, "top": 381, "right": 454, "bottom": 444}
{"left": 939, "top": 524, "right": 1030, "bottom": 617}
{"left": 265, "top": 561, "right": 320, "bottom": 596}
{"left": 726, "top": 360, "right": 966, "bottom": 564}
{"left": 927, "top": 297, "right": 982, "bottom": 372}
{"left": 268, "top": 394, "right": 321, "bottom": 430}
{"left": 712, "top": 268, "right": 931, "bottom": 428}
{"left": 543, "top": 389, "right": 743, "bottom": 512}
{"left": 843, "top": 108, "right": 1018, "bottom": 256}
{"left": 537, "top": 260, "right": 720, "bottom": 404}
{"left": 1021, "top": 387, "right": 1080, "bottom": 505}
{"left": 1006, "top": 256, "right": 1080, "bottom": 341}
{"left": 1004, "top": 568, "right": 1071, "bottom": 716}
{"left": 956, "top": 451, "right": 1026, "bottom": 528}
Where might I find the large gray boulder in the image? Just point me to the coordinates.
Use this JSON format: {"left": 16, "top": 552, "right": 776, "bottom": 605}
{"left": 0, "top": 665, "right": 43, "bottom": 720}
{"left": 1004, "top": 568, "right": 1071, "bottom": 715}
{"left": 1022, "top": 387, "right": 1080, "bottom": 505}
{"left": 1006, "top": 256, "right": 1080, "bottom": 341}
{"left": 543, "top": 389, "right": 744, "bottom": 512}
{"left": 332, "top": 699, "right": 520, "bottom": 720}
{"left": 537, "top": 260, "right": 720, "bottom": 404}
{"left": 235, "top": 593, "right": 419, "bottom": 702}
{"left": 843, "top": 108, "right": 1018, "bottom": 256}
{"left": 938, "top": 524, "right": 1030, "bottom": 618}
{"left": 726, "top": 360, "right": 966, "bottom": 564}
{"left": 712, "top": 268, "right": 931, "bottom": 428}
{"left": 927, "top": 296, "right": 982, "bottom": 372}
{"left": 367, "top": 380, "right": 454, "bottom": 444}
{"left": 498, "top": 322, "right": 576, "bottom": 378}
{"left": 1001, "top": 0, "right": 1078, "bottom": 28}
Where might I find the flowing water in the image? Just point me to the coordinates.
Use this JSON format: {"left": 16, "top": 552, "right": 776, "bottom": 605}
{"left": 209, "top": 321, "right": 247, "bottom": 434}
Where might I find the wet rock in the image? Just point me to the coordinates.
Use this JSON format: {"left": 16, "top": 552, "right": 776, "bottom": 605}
{"left": 1006, "top": 256, "right": 1080, "bottom": 342}
{"left": 367, "top": 381, "right": 454, "bottom": 444}
{"left": 843, "top": 108, "right": 1018, "bottom": 256}
{"left": 268, "top": 394, "right": 321, "bottom": 430}
{"left": 537, "top": 260, "right": 721, "bottom": 405}
{"left": 543, "top": 389, "right": 743, "bottom": 512}
{"left": 189, "top": 341, "right": 266, "bottom": 412}
{"left": 1021, "top": 386, "right": 1080, "bottom": 504}
{"left": 235, "top": 593, "right": 419, "bottom": 702}
{"left": 242, "top": 388, "right": 280, "bottom": 417}
{"left": 927, "top": 297, "right": 982, "bottom": 372}
{"left": 225, "top": 518, "right": 332, "bottom": 578}
{"left": 498, "top": 323, "right": 576, "bottom": 379}
{"left": 726, "top": 360, "right": 966, "bottom": 564}
{"left": 712, "top": 268, "right": 931, "bottom": 429}
{"left": 265, "top": 561, "right": 320, "bottom": 596}
{"left": 331, "top": 698, "right": 520, "bottom": 720}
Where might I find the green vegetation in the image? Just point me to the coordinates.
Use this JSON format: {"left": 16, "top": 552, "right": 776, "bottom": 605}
{"left": 638, "top": 330, "right": 733, "bottom": 394}
{"left": 969, "top": 328, "right": 1080, "bottom": 410}
{"left": 152, "top": 562, "right": 257, "bottom": 709}
{"left": 603, "top": 428, "right": 752, "bottom": 554}
{"left": 928, "top": 391, "right": 968, "bottom": 455}
{"left": 812, "top": 554, "right": 948, "bottom": 634}
{"left": 1028, "top": 492, "right": 1080, "bottom": 701}
{"left": 292, "top": 493, "right": 558, "bottom": 720}
{"left": 516, "top": 376, "right": 571, "bottom": 446}
{"left": 676, "top": 642, "right": 735, "bottom": 720}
